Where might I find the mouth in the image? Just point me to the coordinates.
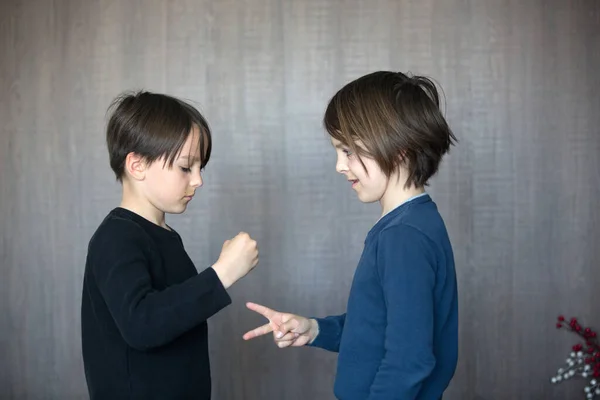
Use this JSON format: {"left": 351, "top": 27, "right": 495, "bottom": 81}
{"left": 184, "top": 195, "right": 194, "bottom": 201}
{"left": 348, "top": 179, "right": 358, "bottom": 188}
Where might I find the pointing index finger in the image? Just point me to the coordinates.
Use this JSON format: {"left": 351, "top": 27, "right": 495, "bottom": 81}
{"left": 246, "top": 302, "right": 276, "bottom": 320}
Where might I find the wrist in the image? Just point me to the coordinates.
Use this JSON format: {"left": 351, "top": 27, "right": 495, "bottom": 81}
{"left": 308, "top": 319, "right": 319, "bottom": 344}
{"left": 212, "top": 262, "right": 233, "bottom": 290}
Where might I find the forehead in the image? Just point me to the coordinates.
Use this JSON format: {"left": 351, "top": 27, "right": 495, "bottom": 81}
{"left": 330, "top": 137, "right": 366, "bottom": 151}
{"left": 330, "top": 137, "right": 345, "bottom": 148}
{"left": 178, "top": 125, "right": 203, "bottom": 159}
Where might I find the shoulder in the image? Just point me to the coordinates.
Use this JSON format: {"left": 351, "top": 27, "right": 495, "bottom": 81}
{"left": 377, "top": 223, "right": 434, "bottom": 249}
{"left": 377, "top": 201, "right": 449, "bottom": 255}
{"left": 87, "top": 211, "right": 152, "bottom": 256}
{"left": 374, "top": 223, "right": 439, "bottom": 269}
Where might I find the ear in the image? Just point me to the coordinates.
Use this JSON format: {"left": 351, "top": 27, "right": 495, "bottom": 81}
{"left": 124, "top": 152, "right": 148, "bottom": 181}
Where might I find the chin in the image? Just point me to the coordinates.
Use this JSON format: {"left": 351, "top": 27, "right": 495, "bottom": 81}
{"left": 356, "top": 188, "right": 385, "bottom": 204}
{"left": 164, "top": 205, "right": 188, "bottom": 214}
{"left": 356, "top": 194, "right": 379, "bottom": 204}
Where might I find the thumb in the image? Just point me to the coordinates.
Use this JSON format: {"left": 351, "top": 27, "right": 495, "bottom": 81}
{"left": 275, "top": 318, "right": 300, "bottom": 338}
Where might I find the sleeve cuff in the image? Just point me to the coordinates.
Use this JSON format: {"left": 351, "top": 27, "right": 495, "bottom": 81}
{"left": 308, "top": 316, "right": 343, "bottom": 352}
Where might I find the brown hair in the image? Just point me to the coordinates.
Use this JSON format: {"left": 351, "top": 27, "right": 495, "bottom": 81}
{"left": 105, "top": 91, "right": 212, "bottom": 181}
{"left": 323, "top": 71, "right": 457, "bottom": 188}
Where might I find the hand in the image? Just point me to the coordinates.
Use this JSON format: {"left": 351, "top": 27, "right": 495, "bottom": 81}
{"left": 212, "top": 232, "right": 258, "bottom": 289}
{"left": 242, "top": 302, "right": 319, "bottom": 348}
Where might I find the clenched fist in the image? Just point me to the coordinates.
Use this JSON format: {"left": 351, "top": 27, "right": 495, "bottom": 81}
{"left": 212, "top": 232, "right": 259, "bottom": 289}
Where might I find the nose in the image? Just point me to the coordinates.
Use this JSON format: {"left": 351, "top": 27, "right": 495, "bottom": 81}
{"left": 190, "top": 169, "right": 203, "bottom": 188}
{"left": 336, "top": 154, "right": 348, "bottom": 174}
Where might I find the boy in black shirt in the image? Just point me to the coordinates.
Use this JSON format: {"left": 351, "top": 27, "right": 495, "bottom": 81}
{"left": 81, "top": 91, "right": 258, "bottom": 399}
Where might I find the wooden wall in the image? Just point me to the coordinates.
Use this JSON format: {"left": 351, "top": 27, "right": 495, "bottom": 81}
{"left": 1, "top": 0, "right": 599, "bottom": 398}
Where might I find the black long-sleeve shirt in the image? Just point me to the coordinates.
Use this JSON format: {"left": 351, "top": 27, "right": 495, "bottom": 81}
{"left": 81, "top": 207, "right": 231, "bottom": 399}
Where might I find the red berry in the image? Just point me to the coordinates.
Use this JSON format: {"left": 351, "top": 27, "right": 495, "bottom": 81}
{"left": 557, "top": 323, "right": 562, "bottom": 328}
{"left": 558, "top": 315, "right": 565, "bottom": 321}
{"left": 594, "top": 371, "right": 600, "bottom": 377}
{"left": 589, "top": 347, "right": 595, "bottom": 354}
{"left": 586, "top": 328, "right": 592, "bottom": 333}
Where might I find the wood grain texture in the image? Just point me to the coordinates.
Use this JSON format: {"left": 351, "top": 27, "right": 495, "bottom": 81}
{"left": 1, "top": 0, "right": 599, "bottom": 399}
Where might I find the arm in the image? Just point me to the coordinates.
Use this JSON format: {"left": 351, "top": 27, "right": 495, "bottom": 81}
{"left": 367, "top": 225, "right": 436, "bottom": 399}
{"left": 307, "top": 314, "right": 346, "bottom": 352}
{"left": 89, "top": 219, "right": 232, "bottom": 351}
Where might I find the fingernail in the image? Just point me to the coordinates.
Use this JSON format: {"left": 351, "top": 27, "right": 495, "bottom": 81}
{"left": 276, "top": 331, "right": 282, "bottom": 338}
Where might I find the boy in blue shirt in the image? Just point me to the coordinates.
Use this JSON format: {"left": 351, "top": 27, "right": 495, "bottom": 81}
{"left": 243, "top": 71, "right": 459, "bottom": 399}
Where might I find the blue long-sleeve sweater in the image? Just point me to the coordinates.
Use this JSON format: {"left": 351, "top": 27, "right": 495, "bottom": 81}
{"left": 310, "top": 194, "right": 458, "bottom": 399}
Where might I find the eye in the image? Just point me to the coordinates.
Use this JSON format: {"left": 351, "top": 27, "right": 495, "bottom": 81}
{"left": 343, "top": 149, "right": 353, "bottom": 156}
{"left": 180, "top": 167, "right": 192, "bottom": 173}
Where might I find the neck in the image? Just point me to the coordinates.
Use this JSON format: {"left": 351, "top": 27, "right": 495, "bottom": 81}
{"left": 380, "top": 179, "right": 425, "bottom": 217}
{"left": 120, "top": 179, "right": 167, "bottom": 228}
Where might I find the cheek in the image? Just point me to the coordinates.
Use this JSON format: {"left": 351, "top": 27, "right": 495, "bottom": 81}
{"left": 155, "top": 169, "right": 173, "bottom": 187}
{"left": 357, "top": 164, "right": 386, "bottom": 190}
{"left": 348, "top": 158, "right": 364, "bottom": 176}
{"left": 147, "top": 167, "right": 183, "bottom": 192}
